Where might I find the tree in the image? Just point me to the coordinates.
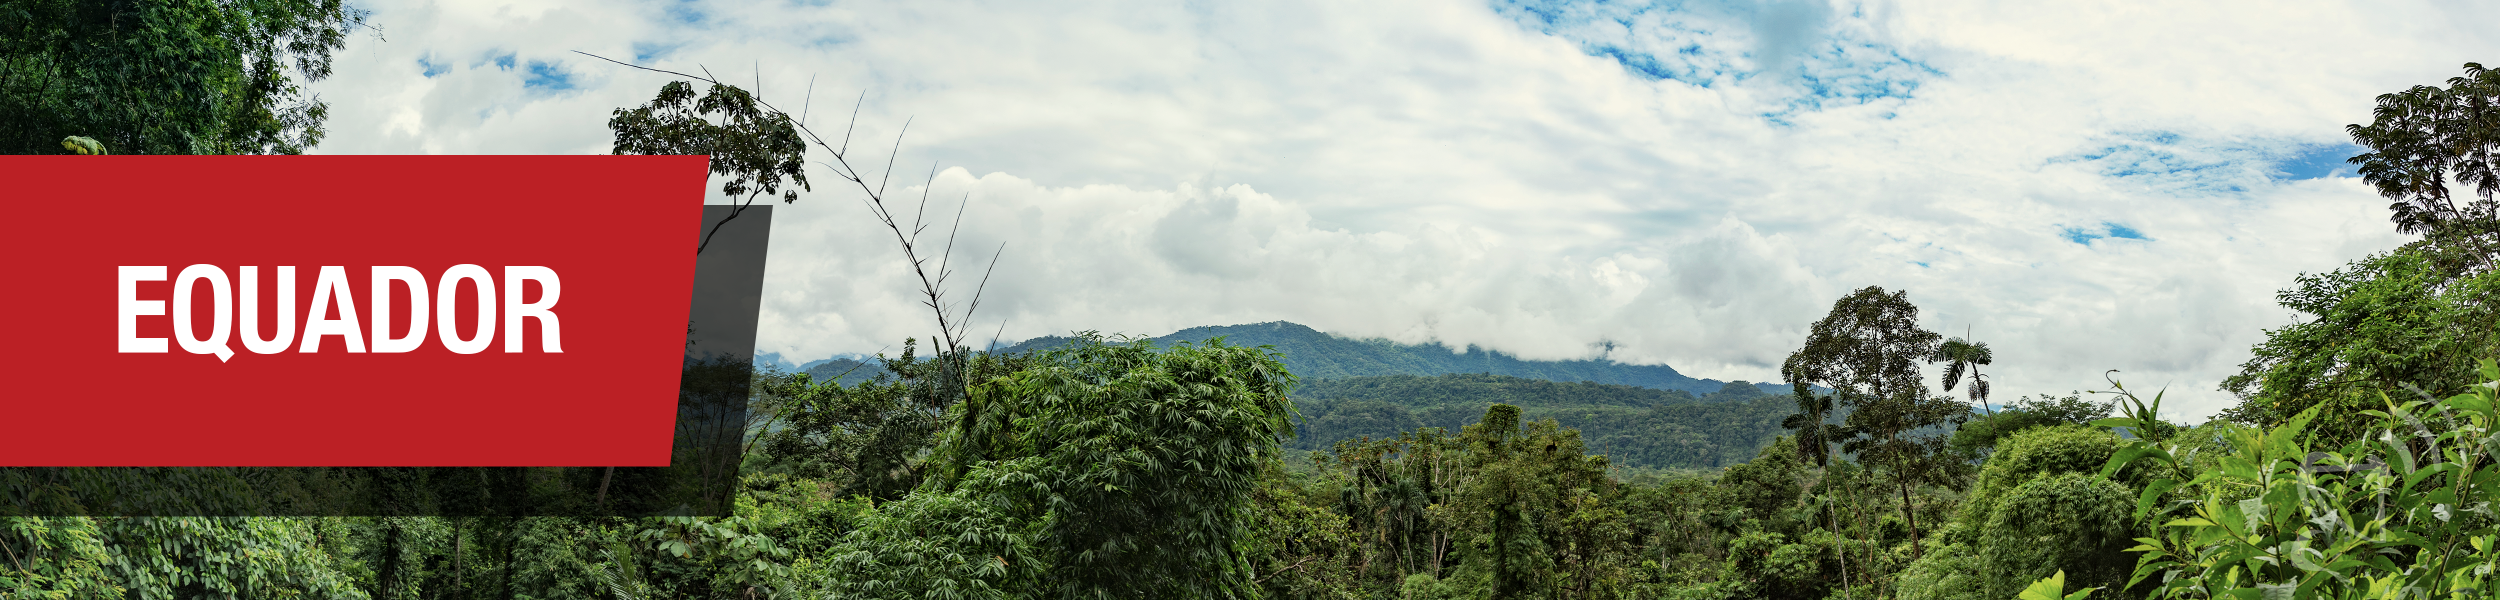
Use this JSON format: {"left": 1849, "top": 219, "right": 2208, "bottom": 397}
{"left": 608, "top": 79, "right": 809, "bottom": 254}
{"left": 1780, "top": 287, "right": 1941, "bottom": 414}
{"left": 1947, "top": 392, "right": 2107, "bottom": 458}
{"left": 1935, "top": 328, "right": 1994, "bottom": 417}
{"left": 585, "top": 51, "right": 1004, "bottom": 357}
{"left": 1779, "top": 391, "right": 1844, "bottom": 469}
{"left": 1445, "top": 404, "right": 1616, "bottom": 600}
{"left": 1779, "top": 286, "right": 1960, "bottom": 559}
{"left": 893, "top": 334, "right": 1297, "bottom": 598}
{"left": 2214, "top": 62, "right": 2500, "bottom": 441}
{"left": 0, "top": 0, "right": 366, "bottom": 155}
{"left": 2344, "top": 62, "right": 2500, "bottom": 273}
{"left": 2216, "top": 245, "right": 2500, "bottom": 438}
{"left": 1779, "top": 392, "right": 1857, "bottom": 596}
{"left": 751, "top": 339, "right": 1039, "bottom": 500}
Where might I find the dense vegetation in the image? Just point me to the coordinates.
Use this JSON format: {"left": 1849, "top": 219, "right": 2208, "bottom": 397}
{"left": 0, "top": 0, "right": 363, "bottom": 155}
{"left": 1292, "top": 375, "right": 1798, "bottom": 471}
{"left": 8, "top": 14, "right": 2499, "bottom": 597}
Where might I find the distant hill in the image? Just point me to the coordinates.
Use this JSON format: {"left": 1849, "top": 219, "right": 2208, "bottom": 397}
{"left": 779, "top": 322, "right": 1816, "bottom": 470}
{"left": 1293, "top": 374, "right": 1796, "bottom": 470}
{"left": 796, "top": 358, "right": 886, "bottom": 387}
{"left": 994, "top": 321, "right": 1790, "bottom": 397}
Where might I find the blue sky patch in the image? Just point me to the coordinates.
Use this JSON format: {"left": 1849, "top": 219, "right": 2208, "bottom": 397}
{"left": 2049, "top": 130, "right": 2268, "bottom": 194}
{"left": 524, "top": 60, "right": 575, "bottom": 91}
{"left": 1491, "top": 0, "right": 1748, "bottom": 88}
{"left": 418, "top": 55, "right": 450, "bottom": 77}
{"left": 2062, "top": 222, "right": 2149, "bottom": 245}
{"left": 1491, "top": 0, "right": 1936, "bottom": 119}
{"left": 2275, "top": 142, "right": 2365, "bottom": 180}
{"left": 632, "top": 42, "right": 680, "bottom": 63}
{"left": 1593, "top": 45, "right": 1683, "bottom": 81}
{"left": 489, "top": 52, "right": 517, "bottom": 71}
{"left": 2053, "top": 131, "right": 2363, "bottom": 193}
{"left": 665, "top": 2, "right": 706, "bottom": 26}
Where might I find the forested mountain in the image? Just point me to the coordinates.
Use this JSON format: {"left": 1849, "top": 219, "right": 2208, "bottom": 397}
{"left": 796, "top": 357, "right": 883, "bottom": 387}
{"left": 796, "top": 323, "right": 1812, "bottom": 470}
{"left": 994, "top": 321, "right": 1792, "bottom": 396}
{"left": 1293, "top": 374, "right": 1795, "bottom": 470}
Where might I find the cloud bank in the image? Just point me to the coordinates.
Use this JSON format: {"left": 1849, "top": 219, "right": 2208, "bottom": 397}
{"left": 310, "top": 0, "right": 2500, "bottom": 418}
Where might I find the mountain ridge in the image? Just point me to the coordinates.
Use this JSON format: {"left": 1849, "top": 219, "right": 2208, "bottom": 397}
{"left": 988, "top": 321, "right": 1790, "bottom": 397}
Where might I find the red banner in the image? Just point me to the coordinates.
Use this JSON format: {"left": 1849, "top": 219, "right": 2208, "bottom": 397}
{"left": 0, "top": 156, "right": 710, "bottom": 466}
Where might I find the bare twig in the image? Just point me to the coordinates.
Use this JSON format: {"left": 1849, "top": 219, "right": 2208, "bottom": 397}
{"left": 583, "top": 51, "right": 1007, "bottom": 354}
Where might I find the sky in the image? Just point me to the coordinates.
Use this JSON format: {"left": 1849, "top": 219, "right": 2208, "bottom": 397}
{"left": 308, "top": 0, "right": 2500, "bottom": 419}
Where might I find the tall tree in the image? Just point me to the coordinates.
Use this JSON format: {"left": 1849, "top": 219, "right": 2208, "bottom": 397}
{"left": 902, "top": 334, "right": 1298, "bottom": 599}
{"left": 2345, "top": 62, "right": 2500, "bottom": 273}
{"left": 0, "top": 0, "right": 366, "bottom": 155}
{"left": 1447, "top": 404, "right": 1616, "bottom": 600}
{"left": 1779, "top": 391, "right": 1845, "bottom": 469}
{"left": 1779, "top": 287, "right": 1941, "bottom": 414}
{"left": 1779, "top": 390, "right": 1853, "bottom": 596}
{"left": 1935, "top": 328, "right": 1994, "bottom": 417}
{"left": 2219, "top": 62, "right": 2500, "bottom": 434}
{"left": 2217, "top": 247, "right": 2500, "bottom": 436}
{"left": 1779, "top": 286, "right": 1958, "bottom": 559}
{"left": 607, "top": 79, "right": 809, "bottom": 254}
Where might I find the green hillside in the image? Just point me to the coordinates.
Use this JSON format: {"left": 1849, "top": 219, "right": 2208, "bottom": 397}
{"left": 1291, "top": 374, "right": 1797, "bottom": 470}
{"left": 997, "top": 321, "right": 1790, "bottom": 396}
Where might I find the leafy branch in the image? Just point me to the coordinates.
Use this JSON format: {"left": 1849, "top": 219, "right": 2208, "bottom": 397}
{"left": 581, "top": 50, "right": 1004, "bottom": 353}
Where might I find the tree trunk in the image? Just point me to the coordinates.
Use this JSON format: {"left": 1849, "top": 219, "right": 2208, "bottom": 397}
{"left": 453, "top": 517, "right": 467, "bottom": 600}
{"left": 595, "top": 466, "right": 615, "bottom": 508}
{"left": 1831, "top": 500, "right": 1851, "bottom": 600}
{"left": 1898, "top": 475, "right": 1922, "bottom": 560}
{"left": 376, "top": 521, "right": 402, "bottom": 600}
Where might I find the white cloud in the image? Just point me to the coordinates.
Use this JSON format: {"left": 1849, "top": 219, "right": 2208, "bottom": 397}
{"left": 310, "top": 0, "right": 2491, "bottom": 419}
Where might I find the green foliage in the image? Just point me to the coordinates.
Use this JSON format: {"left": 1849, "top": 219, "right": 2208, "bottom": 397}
{"left": 2104, "top": 361, "right": 2500, "bottom": 598}
{"left": 1975, "top": 473, "right": 2136, "bottom": 599}
{"left": 1448, "top": 405, "right": 1617, "bottom": 599}
{"left": 2219, "top": 246, "right": 2500, "bottom": 444}
{"left": 1936, "top": 333, "right": 1995, "bottom": 412}
{"left": 751, "top": 339, "right": 1035, "bottom": 500}
{"left": 2225, "top": 61, "right": 2500, "bottom": 448}
{"left": 1780, "top": 286, "right": 1943, "bottom": 411}
{"left": 1912, "top": 422, "right": 2141, "bottom": 599}
{"left": 815, "top": 477, "right": 1035, "bottom": 599}
{"left": 1293, "top": 375, "right": 1795, "bottom": 470}
{"left": 1896, "top": 542, "right": 1984, "bottom": 600}
{"left": 2344, "top": 62, "right": 2500, "bottom": 264}
{"left": 1957, "top": 425, "right": 2127, "bottom": 530}
{"left": 1, "top": 517, "right": 367, "bottom": 600}
{"left": 1245, "top": 461, "right": 1363, "bottom": 600}
{"left": 1782, "top": 390, "right": 1848, "bottom": 468}
{"left": 905, "top": 333, "right": 1298, "bottom": 598}
{"left": 1949, "top": 393, "right": 2110, "bottom": 458}
{"left": 608, "top": 80, "right": 808, "bottom": 206}
{"left": 1783, "top": 286, "right": 1965, "bottom": 559}
{"left": 57, "top": 135, "right": 101, "bottom": 154}
{"left": 1299, "top": 373, "right": 1706, "bottom": 411}
{"left": 2016, "top": 571, "right": 2098, "bottom": 600}
{"left": 0, "top": 0, "right": 363, "bottom": 155}
{"left": 1909, "top": 422, "right": 2140, "bottom": 600}
{"left": 1716, "top": 437, "right": 1805, "bottom": 530}
{"left": 0, "top": 517, "right": 119, "bottom": 599}
{"left": 608, "top": 78, "right": 812, "bottom": 253}
{"left": 1709, "top": 529, "right": 1845, "bottom": 600}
